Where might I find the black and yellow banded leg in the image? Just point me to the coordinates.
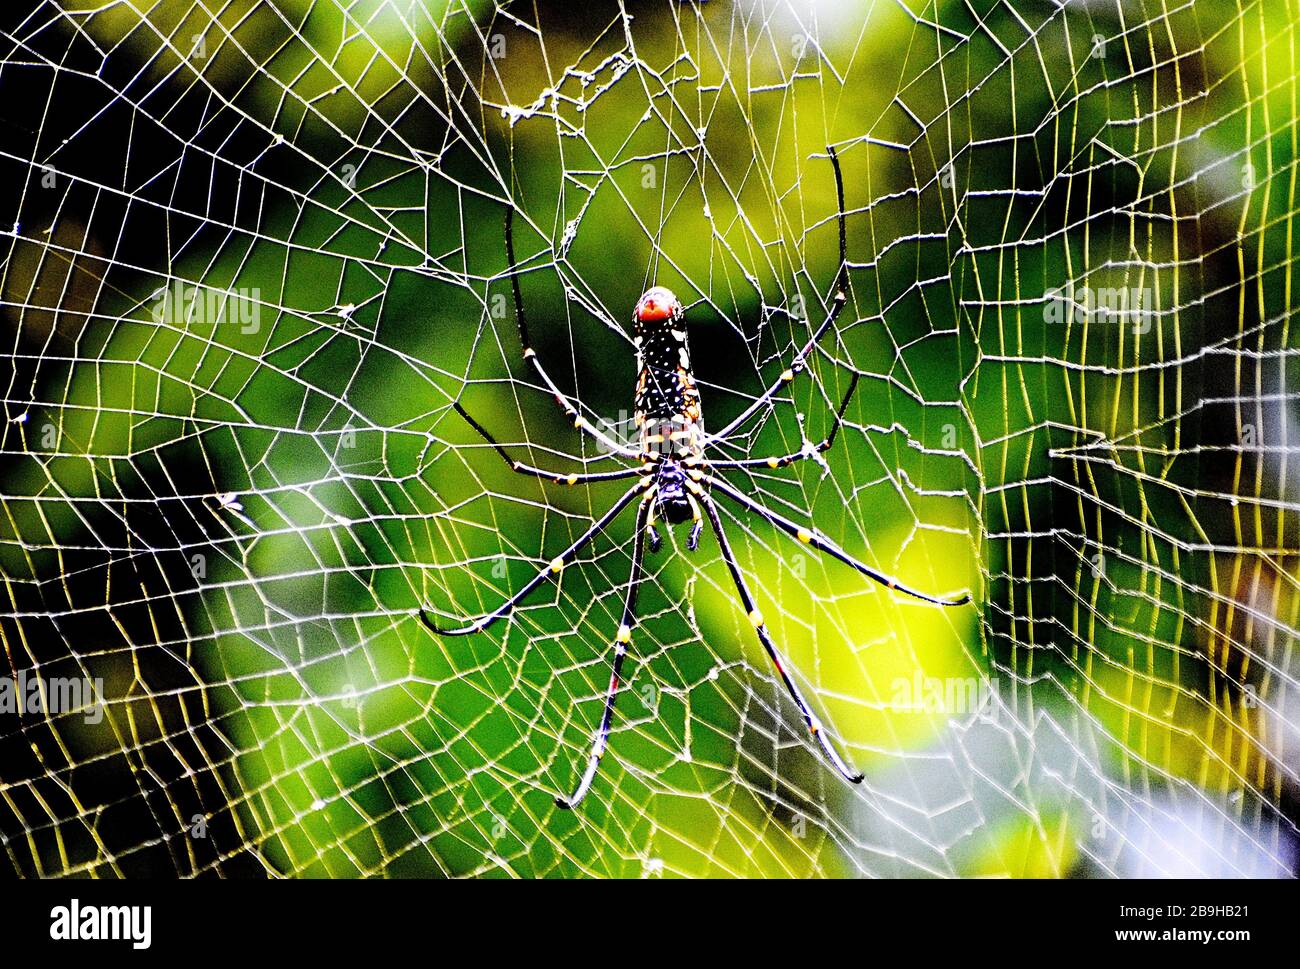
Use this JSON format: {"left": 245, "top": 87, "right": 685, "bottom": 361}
{"left": 706, "top": 371, "right": 860, "bottom": 471}
{"left": 450, "top": 401, "right": 644, "bottom": 484}
{"left": 700, "top": 495, "right": 865, "bottom": 785}
{"left": 557, "top": 497, "right": 652, "bottom": 809}
{"left": 504, "top": 206, "right": 639, "bottom": 458}
{"left": 704, "top": 146, "right": 851, "bottom": 446}
{"left": 706, "top": 475, "right": 971, "bottom": 607}
{"left": 418, "top": 481, "right": 647, "bottom": 636}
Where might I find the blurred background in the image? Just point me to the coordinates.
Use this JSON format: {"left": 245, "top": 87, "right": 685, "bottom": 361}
{"left": 0, "top": 0, "right": 1297, "bottom": 877}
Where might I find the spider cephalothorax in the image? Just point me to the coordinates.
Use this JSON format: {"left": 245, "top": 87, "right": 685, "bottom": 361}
{"left": 647, "top": 458, "right": 701, "bottom": 553}
{"left": 420, "top": 147, "right": 970, "bottom": 809}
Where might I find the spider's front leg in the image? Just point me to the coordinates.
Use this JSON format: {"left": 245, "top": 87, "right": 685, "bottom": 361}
{"left": 417, "top": 481, "right": 646, "bottom": 636}
{"left": 696, "top": 487, "right": 864, "bottom": 785}
{"left": 557, "top": 492, "right": 654, "bottom": 809}
{"left": 707, "top": 474, "right": 971, "bottom": 607}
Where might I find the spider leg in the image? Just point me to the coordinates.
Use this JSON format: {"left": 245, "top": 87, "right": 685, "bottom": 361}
{"left": 417, "top": 480, "right": 647, "bottom": 636}
{"left": 450, "top": 401, "right": 641, "bottom": 484}
{"left": 705, "top": 371, "right": 859, "bottom": 470}
{"left": 686, "top": 493, "right": 703, "bottom": 551}
{"left": 556, "top": 496, "right": 652, "bottom": 809}
{"left": 505, "top": 206, "right": 638, "bottom": 458}
{"left": 704, "top": 146, "right": 849, "bottom": 447}
{"left": 645, "top": 511, "right": 663, "bottom": 554}
{"left": 705, "top": 475, "right": 971, "bottom": 607}
{"left": 699, "top": 492, "right": 864, "bottom": 785}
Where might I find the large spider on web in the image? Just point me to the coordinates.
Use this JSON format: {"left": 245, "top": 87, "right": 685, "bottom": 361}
{"left": 418, "top": 146, "right": 970, "bottom": 808}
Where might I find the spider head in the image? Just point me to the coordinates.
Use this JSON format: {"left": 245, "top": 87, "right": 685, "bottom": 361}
{"left": 654, "top": 460, "right": 693, "bottom": 526}
{"left": 634, "top": 286, "right": 682, "bottom": 327}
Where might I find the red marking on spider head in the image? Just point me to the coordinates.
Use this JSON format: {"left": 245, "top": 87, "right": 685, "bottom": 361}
{"left": 634, "top": 286, "right": 681, "bottom": 324}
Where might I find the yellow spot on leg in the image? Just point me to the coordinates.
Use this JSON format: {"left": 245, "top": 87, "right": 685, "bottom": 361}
{"left": 748, "top": 609, "right": 764, "bottom": 628}
{"left": 767, "top": 457, "right": 779, "bottom": 468}
{"left": 550, "top": 557, "right": 565, "bottom": 574}
{"left": 616, "top": 625, "right": 632, "bottom": 644}
{"left": 780, "top": 369, "right": 794, "bottom": 382}
{"left": 566, "top": 473, "right": 578, "bottom": 485}
{"left": 797, "top": 527, "right": 812, "bottom": 544}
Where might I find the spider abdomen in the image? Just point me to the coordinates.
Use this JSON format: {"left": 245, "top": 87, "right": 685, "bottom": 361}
{"left": 632, "top": 286, "right": 703, "bottom": 461}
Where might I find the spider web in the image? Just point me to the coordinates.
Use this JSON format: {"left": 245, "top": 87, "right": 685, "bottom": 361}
{"left": 0, "top": 0, "right": 1297, "bottom": 878}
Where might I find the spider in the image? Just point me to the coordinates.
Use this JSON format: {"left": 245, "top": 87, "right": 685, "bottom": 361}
{"left": 419, "top": 146, "right": 970, "bottom": 809}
